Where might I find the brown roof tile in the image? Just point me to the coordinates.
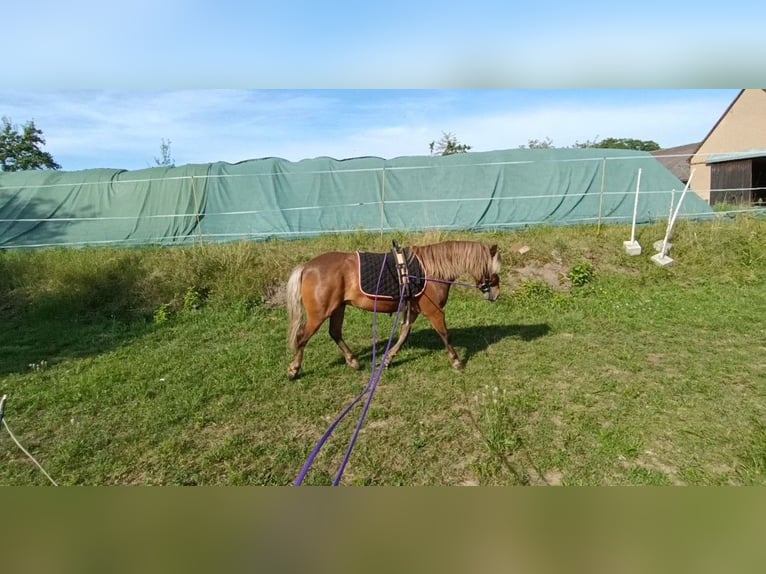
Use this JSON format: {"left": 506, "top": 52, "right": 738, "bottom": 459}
{"left": 651, "top": 143, "right": 700, "bottom": 182}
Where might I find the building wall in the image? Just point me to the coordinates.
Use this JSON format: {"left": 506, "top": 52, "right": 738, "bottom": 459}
{"left": 690, "top": 89, "right": 766, "bottom": 202}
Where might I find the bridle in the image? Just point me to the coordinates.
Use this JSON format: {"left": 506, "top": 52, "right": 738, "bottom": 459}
{"left": 410, "top": 271, "right": 500, "bottom": 294}
{"left": 478, "top": 272, "right": 500, "bottom": 294}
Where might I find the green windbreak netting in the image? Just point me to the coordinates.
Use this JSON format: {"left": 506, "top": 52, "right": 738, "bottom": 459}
{"left": 0, "top": 148, "right": 714, "bottom": 249}
{"left": 0, "top": 164, "right": 209, "bottom": 248}
{"left": 202, "top": 156, "right": 386, "bottom": 241}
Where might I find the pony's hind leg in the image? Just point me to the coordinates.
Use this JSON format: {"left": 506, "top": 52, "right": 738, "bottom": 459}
{"left": 329, "top": 305, "right": 360, "bottom": 370}
{"left": 288, "top": 313, "right": 326, "bottom": 380}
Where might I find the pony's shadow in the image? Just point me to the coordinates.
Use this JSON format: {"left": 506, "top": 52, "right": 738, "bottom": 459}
{"left": 350, "top": 323, "right": 551, "bottom": 369}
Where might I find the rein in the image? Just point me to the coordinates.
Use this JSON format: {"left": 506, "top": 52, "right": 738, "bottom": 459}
{"left": 294, "top": 244, "right": 497, "bottom": 485}
{"left": 294, "top": 253, "right": 408, "bottom": 486}
{"left": 409, "top": 275, "right": 498, "bottom": 293}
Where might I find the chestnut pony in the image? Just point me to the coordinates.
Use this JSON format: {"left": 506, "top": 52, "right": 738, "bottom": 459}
{"left": 286, "top": 240, "right": 501, "bottom": 379}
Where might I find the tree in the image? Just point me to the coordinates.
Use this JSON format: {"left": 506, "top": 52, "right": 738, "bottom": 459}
{"left": 0, "top": 117, "right": 61, "bottom": 172}
{"left": 518, "top": 136, "right": 661, "bottom": 151}
{"left": 519, "top": 137, "right": 555, "bottom": 149}
{"left": 154, "top": 138, "right": 175, "bottom": 167}
{"left": 429, "top": 132, "right": 471, "bottom": 155}
{"left": 574, "top": 137, "right": 660, "bottom": 152}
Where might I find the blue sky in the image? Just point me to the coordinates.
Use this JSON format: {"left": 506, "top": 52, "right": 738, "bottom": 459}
{"left": 0, "top": 90, "right": 743, "bottom": 171}
{"left": 5, "top": 1, "right": 764, "bottom": 88}
{"left": 2, "top": 1, "right": 763, "bottom": 171}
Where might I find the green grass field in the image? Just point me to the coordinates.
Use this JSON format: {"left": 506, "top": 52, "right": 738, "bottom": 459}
{"left": 1, "top": 215, "right": 765, "bottom": 485}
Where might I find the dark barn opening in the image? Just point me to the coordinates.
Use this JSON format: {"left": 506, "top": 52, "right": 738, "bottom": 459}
{"left": 710, "top": 155, "right": 766, "bottom": 206}
{"left": 752, "top": 158, "right": 766, "bottom": 205}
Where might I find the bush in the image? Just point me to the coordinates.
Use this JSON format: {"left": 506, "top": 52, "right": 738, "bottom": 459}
{"left": 513, "top": 280, "right": 554, "bottom": 300}
{"left": 568, "top": 261, "right": 596, "bottom": 287}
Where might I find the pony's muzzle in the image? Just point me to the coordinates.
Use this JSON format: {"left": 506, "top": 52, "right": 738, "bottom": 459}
{"left": 483, "top": 287, "right": 500, "bottom": 302}
{"left": 479, "top": 274, "right": 500, "bottom": 301}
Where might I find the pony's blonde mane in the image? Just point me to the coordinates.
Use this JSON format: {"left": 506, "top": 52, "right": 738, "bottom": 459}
{"left": 411, "top": 241, "right": 500, "bottom": 281}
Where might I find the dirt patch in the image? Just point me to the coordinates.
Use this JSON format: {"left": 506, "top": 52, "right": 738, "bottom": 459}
{"left": 508, "top": 260, "right": 572, "bottom": 291}
{"left": 542, "top": 469, "right": 564, "bottom": 486}
{"left": 525, "top": 467, "right": 564, "bottom": 486}
{"left": 264, "top": 283, "right": 287, "bottom": 308}
{"left": 601, "top": 262, "right": 640, "bottom": 276}
{"left": 632, "top": 450, "right": 686, "bottom": 485}
{"left": 0, "top": 289, "right": 30, "bottom": 316}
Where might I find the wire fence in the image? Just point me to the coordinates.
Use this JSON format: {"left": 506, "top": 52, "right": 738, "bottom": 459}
{"left": 1, "top": 151, "right": 764, "bottom": 250}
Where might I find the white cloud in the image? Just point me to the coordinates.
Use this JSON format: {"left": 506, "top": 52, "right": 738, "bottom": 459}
{"left": 449, "top": 99, "right": 729, "bottom": 151}
{"left": 267, "top": 95, "right": 731, "bottom": 160}
{"left": 0, "top": 90, "right": 737, "bottom": 170}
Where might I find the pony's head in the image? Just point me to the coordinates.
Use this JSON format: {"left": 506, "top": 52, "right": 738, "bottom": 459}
{"left": 477, "top": 244, "right": 501, "bottom": 301}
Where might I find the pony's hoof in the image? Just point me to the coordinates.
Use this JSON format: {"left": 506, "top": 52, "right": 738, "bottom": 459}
{"left": 287, "top": 367, "right": 300, "bottom": 380}
{"left": 452, "top": 360, "right": 464, "bottom": 370}
{"left": 348, "top": 358, "right": 361, "bottom": 370}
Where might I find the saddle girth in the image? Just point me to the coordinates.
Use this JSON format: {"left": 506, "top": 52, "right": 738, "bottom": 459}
{"left": 391, "top": 240, "right": 411, "bottom": 299}
{"left": 355, "top": 244, "right": 427, "bottom": 301}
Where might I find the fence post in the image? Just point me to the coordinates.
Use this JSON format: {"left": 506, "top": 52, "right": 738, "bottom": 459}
{"left": 597, "top": 157, "right": 606, "bottom": 235}
{"left": 380, "top": 166, "right": 386, "bottom": 239}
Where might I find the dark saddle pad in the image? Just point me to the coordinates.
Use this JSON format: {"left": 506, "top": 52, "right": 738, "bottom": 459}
{"left": 356, "top": 249, "right": 427, "bottom": 300}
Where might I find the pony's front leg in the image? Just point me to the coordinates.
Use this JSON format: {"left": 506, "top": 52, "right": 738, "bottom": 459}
{"left": 383, "top": 307, "right": 418, "bottom": 369}
{"left": 420, "top": 303, "right": 463, "bottom": 370}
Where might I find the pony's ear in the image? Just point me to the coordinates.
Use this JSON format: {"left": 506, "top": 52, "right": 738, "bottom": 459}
{"left": 489, "top": 244, "right": 498, "bottom": 257}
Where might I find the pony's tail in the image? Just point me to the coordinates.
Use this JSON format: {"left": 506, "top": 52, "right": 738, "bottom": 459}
{"left": 286, "top": 264, "right": 305, "bottom": 351}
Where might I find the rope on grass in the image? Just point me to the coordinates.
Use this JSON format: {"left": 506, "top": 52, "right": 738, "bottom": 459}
{"left": 294, "top": 250, "right": 492, "bottom": 485}
{"left": 293, "top": 254, "right": 407, "bottom": 486}
{"left": 0, "top": 395, "right": 58, "bottom": 486}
